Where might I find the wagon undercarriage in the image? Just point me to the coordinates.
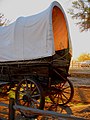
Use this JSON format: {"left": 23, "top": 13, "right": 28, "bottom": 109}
{"left": 0, "top": 55, "right": 74, "bottom": 118}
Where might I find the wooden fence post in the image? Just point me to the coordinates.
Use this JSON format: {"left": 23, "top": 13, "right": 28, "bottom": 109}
{"left": 9, "top": 98, "right": 15, "bottom": 120}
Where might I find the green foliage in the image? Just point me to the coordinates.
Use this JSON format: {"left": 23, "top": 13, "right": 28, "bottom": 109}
{"left": 78, "top": 53, "right": 90, "bottom": 61}
{"left": 68, "top": 0, "right": 90, "bottom": 32}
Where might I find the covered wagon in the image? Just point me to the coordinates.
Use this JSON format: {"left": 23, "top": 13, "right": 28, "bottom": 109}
{"left": 0, "top": 1, "right": 74, "bottom": 118}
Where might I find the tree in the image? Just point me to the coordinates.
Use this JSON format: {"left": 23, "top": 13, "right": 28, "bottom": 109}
{"left": 78, "top": 53, "right": 90, "bottom": 61}
{"left": 68, "top": 0, "right": 90, "bottom": 32}
{"left": 0, "top": 13, "right": 9, "bottom": 26}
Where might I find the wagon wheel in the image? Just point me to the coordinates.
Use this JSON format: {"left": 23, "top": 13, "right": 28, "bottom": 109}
{"left": 0, "top": 84, "right": 11, "bottom": 94}
{"left": 49, "top": 79, "right": 74, "bottom": 106}
{"left": 15, "top": 78, "right": 45, "bottom": 118}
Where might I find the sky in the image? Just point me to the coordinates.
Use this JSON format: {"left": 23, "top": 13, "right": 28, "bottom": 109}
{"left": 0, "top": 0, "right": 90, "bottom": 60}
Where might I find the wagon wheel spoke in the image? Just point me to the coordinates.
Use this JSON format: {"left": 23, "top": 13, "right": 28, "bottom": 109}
{"left": 31, "top": 98, "right": 40, "bottom": 105}
{"left": 31, "top": 101, "right": 37, "bottom": 108}
{"left": 57, "top": 94, "right": 60, "bottom": 104}
{"left": 30, "top": 86, "right": 37, "bottom": 95}
{"left": 62, "top": 86, "right": 70, "bottom": 90}
{"left": 18, "top": 90, "right": 26, "bottom": 95}
{"left": 25, "top": 80, "right": 28, "bottom": 90}
{"left": 60, "top": 109, "right": 63, "bottom": 113}
{"left": 53, "top": 93, "right": 58, "bottom": 99}
{"left": 60, "top": 82, "right": 66, "bottom": 87}
{"left": 23, "top": 101, "right": 27, "bottom": 106}
{"left": 27, "top": 102, "right": 30, "bottom": 107}
{"left": 18, "top": 98, "right": 23, "bottom": 100}
{"left": 30, "top": 82, "right": 32, "bottom": 91}
{"left": 32, "top": 94, "right": 41, "bottom": 98}
{"left": 60, "top": 95, "right": 64, "bottom": 104}
{"left": 21, "top": 84, "right": 27, "bottom": 91}
{"left": 62, "top": 93, "right": 69, "bottom": 101}
{"left": 62, "top": 91, "right": 70, "bottom": 94}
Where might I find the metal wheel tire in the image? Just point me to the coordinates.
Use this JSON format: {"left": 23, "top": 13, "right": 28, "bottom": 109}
{"left": 49, "top": 79, "right": 74, "bottom": 106}
{"left": 15, "top": 78, "right": 45, "bottom": 118}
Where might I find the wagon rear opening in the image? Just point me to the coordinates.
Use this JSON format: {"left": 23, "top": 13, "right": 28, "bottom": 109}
{"left": 52, "top": 6, "right": 68, "bottom": 51}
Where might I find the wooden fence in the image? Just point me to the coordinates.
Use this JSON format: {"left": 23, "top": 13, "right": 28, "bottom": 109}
{"left": 70, "top": 61, "right": 81, "bottom": 68}
{"left": 8, "top": 98, "right": 86, "bottom": 120}
{"left": 0, "top": 98, "right": 87, "bottom": 120}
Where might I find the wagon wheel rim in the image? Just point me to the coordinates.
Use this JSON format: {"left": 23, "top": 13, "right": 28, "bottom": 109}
{"left": 15, "top": 78, "right": 45, "bottom": 118}
{"left": 49, "top": 79, "right": 74, "bottom": 105}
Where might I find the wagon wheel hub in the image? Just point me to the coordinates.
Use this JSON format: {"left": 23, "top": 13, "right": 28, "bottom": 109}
{"left": 56, "top": 88, "right": 62, "bottom": 94}
{"left": 51, "top": 87, "right": 62, "bottom": 94}
{"left": 23, "top": 95, "right": 32, "bottom": 102}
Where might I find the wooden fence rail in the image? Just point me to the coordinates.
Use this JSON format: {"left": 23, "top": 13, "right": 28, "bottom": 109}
{"left": 0, "top": 102, "right": 8, "bottom": 107}
{"left": 8, "top": 98, "right": 86, "bottom": 120}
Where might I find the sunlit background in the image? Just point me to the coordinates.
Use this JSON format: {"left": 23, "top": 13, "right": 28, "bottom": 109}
{"left": 0, "top": 0, "right": 90, "bottom": 59}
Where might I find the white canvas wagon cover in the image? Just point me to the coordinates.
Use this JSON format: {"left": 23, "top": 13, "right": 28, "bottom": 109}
{"left": 0, "top": 1, "right": 71, "bottom": 62}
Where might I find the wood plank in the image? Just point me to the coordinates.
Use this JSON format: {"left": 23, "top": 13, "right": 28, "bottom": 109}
{"left": 14, "top": 104, "right": 85, "bottom": 120}
{"left": 0, "top": 102, "right": 8, "bottom": 107}
{"left": 0, "top": 82, "right": 9, "bottom": 86}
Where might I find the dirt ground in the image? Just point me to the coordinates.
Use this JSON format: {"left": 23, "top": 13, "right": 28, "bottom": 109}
{"left": 68, "top": 67, "right": 90, "bottom": 119}
{"left": 0, "top": 67, "right": 90, "bottom": 120}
